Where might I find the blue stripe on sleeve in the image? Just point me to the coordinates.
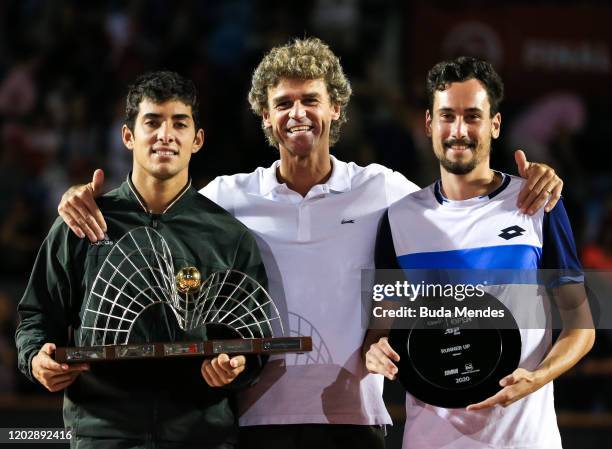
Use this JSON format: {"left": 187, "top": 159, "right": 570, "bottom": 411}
{"left": 376, "top": 210, "right": 401, "bottom": 270}
{"left": 542, "top": 199, "right": 584, "bottom": 286}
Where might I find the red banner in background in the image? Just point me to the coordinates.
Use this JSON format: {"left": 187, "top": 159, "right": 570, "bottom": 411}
{"left": 406, "top": 6, "right": 612, "bottom": 100}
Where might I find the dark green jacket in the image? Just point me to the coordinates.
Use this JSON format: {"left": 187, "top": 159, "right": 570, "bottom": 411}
{"left": 15, "top": 178, "right": 267, "bottom": 448}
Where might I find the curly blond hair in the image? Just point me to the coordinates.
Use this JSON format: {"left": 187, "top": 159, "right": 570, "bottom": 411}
{"left": 248, "top": 37, "right": 352, "bottom": 148}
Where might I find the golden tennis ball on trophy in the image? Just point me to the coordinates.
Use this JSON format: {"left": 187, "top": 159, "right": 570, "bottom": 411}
{"left": 176, "top": 266, "right": 201, "bottom": 294}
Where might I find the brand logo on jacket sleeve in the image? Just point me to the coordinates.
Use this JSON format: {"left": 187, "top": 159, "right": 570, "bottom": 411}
{"left": 90, "top": 234, "right": 115, "bottom": 246}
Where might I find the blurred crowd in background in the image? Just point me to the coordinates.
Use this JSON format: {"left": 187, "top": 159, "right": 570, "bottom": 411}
{"left": 0, "top": 0, "right": 610, "bottom": 446}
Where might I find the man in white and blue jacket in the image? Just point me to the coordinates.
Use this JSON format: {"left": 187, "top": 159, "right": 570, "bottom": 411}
{"left": 365, "top": 57, "right": 594, "bottom": 449}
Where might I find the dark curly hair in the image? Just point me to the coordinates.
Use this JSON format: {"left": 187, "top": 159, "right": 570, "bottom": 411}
{"left": 125, "top": 71, "right": 201, "bottom": 131}
{"left": 426, "top": 56, "right": 504, "bottom": 116}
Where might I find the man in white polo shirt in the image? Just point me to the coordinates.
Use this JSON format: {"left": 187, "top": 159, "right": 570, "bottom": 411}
{"left": 57, "top": 38, "right": 563, "bottom": 449}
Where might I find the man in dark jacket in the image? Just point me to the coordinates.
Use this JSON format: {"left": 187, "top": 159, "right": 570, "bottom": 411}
{"left": 15, "top": 71, "right": 267, "bottom": 448}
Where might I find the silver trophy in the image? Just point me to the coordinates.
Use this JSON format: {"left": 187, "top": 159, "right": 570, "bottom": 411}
{"left": 56, "top": 227, "right": 310, "bottom": 363}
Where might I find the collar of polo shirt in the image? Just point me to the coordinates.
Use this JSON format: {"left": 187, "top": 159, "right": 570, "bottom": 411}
{"left": 261, "top": 155, "right": 351, "bottom": 196}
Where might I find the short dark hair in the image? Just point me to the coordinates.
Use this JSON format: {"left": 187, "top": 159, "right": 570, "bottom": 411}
{"left": 426, "top": 56, "right": 504, "bottom": 116}
{"left": 125, "top": 71, "right": 201, "bottom": 131}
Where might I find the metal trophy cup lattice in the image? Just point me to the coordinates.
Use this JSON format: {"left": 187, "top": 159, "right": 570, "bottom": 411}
{"left": 55, "top": 227, "right": 311, "bottom": 363}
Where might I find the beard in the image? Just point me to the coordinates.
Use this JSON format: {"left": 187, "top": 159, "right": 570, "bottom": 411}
{"left": 437, "top": 137, "right": 489, "bottom": 175}
{"left": 440, "top": 156, "right": 478, "bottom": 175}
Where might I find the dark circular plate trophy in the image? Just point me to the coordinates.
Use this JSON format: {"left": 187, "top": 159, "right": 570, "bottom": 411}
{"left": 388, "top": 292, "right": 521, "bottom": 408}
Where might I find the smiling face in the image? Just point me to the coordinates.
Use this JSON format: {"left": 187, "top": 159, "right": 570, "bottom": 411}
{"left": 262, "top": 78, "right": 340, "bottom": 159}
{"left": 123, "top": 98, "right": 204, "bottom": 183}
{"left": 426, "top": 78, "right": 501, "bottom": 175}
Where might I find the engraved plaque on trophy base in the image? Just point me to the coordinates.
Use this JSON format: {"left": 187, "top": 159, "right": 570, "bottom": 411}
{"left": 55, "top": 337, "right": 312, "bottom": 363}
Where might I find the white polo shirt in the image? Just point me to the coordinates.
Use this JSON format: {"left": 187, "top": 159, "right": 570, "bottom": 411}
{"left": 200, "top": 155, "right": 419, "bottom": 426}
